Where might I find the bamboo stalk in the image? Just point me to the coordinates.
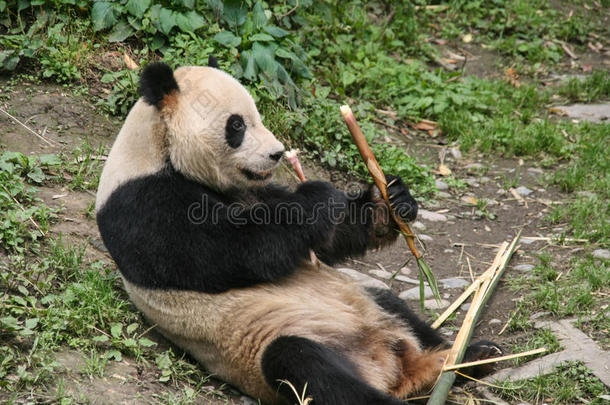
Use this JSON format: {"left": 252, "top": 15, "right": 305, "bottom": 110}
{"left": 442, "top": 347, "right": 547, "bottom": 372}
{"left": 431, "top": 278, "right": 480, "bottom": 330}
{"left": 340, "top": 105, "right": 440, "bottom": 304}
{"left": 427, "top": 231, "right": 521, "bottom": 405}
{"left": 340, "top": 105, "right": 417, "bottom": 245}
{"left": 285, "top": 149, "right": 320, "bottom": 267}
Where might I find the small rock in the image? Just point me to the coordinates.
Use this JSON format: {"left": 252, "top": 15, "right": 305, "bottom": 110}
{"left": 592, "top": 249, "right": 610, "bottom": 260}
{"left": 443, "top": 249, "right": 454, "bottom": 254}
{"left": 460, "top": 303, "right": 471, "bottom": 311}
{"left": 465, "top": 178, "right": 479, "bottom": 187}
{"left": 435, "top": 179, "right": 449, "bottom": 190}
{"left": 515, "top": 186, "right": 533, "bottom": 196}
{"left": 412, "top": 221, "right": 426, "bottom": 231}
{"left": 400, "top": 266, "right": 412, "bottom": 275}
{"left": 577, "top": 191, "right": 596, "bottom": 198}
{"left": 486, "top": 199, "right": 498, "bottom": 206}
{"left": 419, "top": 209, "right": 448, "bottom": 222}
{"left": 440, "top": 277, "right": 470, "bottom": 289}
{"left": 521, "top": 238, "right": 537, "bottom": 245}
{"left": 369, "top": 269, "right": 392, "bottom": 279}
{"left": 489, "top": 319, "right": 502, "bottom": 325}
{"left": 395, "top": 275, "right": 420, "bottom": 285}
{"left": 418, "top": 234, "right": 433, "bottom": 242}
{"left": 437, "top": 191, "right": 452, "bottom": 199}
{"left": 443, "top": 293, "right": 450, "bottom": 299}
{"left": 424, "top": 299, "right": 450, "bottom": 310}
{"left": 480, "top": 176, "right": 491, "bottom": 183}
{"left": 530, "top": 311, "right": 550, "bottom": 320}
{"left": 450, "top": 148, "right": 462, "bottom": 160}
{"left": 514, "top": 264, "right": 535, "bottom": 272}
{"left": 399, "top": 286, "right": 434, "bottom": 300}
{"left": 336, "top": 268, "right": 388, "bottom": 290}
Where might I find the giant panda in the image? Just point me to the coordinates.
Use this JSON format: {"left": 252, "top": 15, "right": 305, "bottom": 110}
{"left": 96, "top": 59, "right": 502, "bottom": 405}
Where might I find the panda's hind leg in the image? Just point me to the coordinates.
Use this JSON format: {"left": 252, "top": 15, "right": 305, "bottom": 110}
{"left": 366, "top": 287, "right": 446, "bottom": 349}
{"left": 261, "top": 335, "right": 405, "bottom": 405}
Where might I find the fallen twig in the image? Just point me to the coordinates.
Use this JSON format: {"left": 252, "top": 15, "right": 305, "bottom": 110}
{"left": 443, "top": 347, "right": 547, "bottom": 372}
{"left": 0, "top": 106, "right": 55, "bottom": 146}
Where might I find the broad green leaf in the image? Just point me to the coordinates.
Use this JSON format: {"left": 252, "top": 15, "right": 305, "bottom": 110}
{"left": 92, "top": 335, "right": 109, "bottom": 342}
{"left": 241, "top": 50, "right": 257, "bottom": 81}
{"left": 125, "top": 0, "right": 151, "bottom": 17}
{"left": 342, "top": 70, "right": 357, "bottom": 87}
{"left": 123, "top": 338, "right": 137, "bottom": 348}
{"left": 252, "top": 2, "right": 267, "bottom": 28}
{"left": 249, "top": 33, "right": 274, "bottom": 42}
{"left": 138, "top": 337, "right": 157, "bottom": 347}
{"left": 108, "top": 21, "right": 135, "bottom": 42}
{"left": 38, "top": 154, "right": 61, "bottom": 166}
{"left": 159, "top": 8, "right": 176, "bottom": 35}
{"left": 181, "top": 0, "right": 195, "bottom": 9}
{"left": 17, "top": 0, "right": 29, "bottom": 12}
{"left": 0, "top": 2, "right": 7, "bottom": 13}
{"left": 24, "top": 318, "right": 38, "bottom": 329}
{"left": 105, "top": 350, "right": 122, "bottom": 362}
{"left": 274, "top": 48, "right": 294, "bottom": 59}
{"left": 213, "top": 31, "right": 241, "bottom": 47}
{"left": 252, "top": 42, "right": 276, "bottom": 76}
{"left": 2, "top": 55, "right": 19, "bottom": 71}
{"left": 26, "top": 167, "right": 45, "bottom": 183}
{"left": 176, "top": 11, "right": 206, "bottom": 32}
{"left": 110, "top": 323, "right": 123, "bottom": 339}
{"left": 126, "top": 323, "right": 139, "bottom": 335}
{"left": 222, "top": 0, "right": 247, "bottom": 28}
{"left": 264, "top": 25, "right": 289, "bottom": 38}
{"left": 290, "top": 57, "right": 311, "bottom": 79}
{"left": 91, "top": 2, "right": 118, "bottom": 32}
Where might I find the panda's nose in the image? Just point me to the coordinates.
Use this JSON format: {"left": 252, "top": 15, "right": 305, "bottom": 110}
{"left": 269, "top": 150, "right": 285, "bottom": 162}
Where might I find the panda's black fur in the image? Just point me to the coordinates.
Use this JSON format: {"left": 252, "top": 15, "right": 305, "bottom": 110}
{"left": 96, "top": 60, "right": 502, "bottom": 405}
{"left": 98, "top": 163, "right": 416, "bottom": 293}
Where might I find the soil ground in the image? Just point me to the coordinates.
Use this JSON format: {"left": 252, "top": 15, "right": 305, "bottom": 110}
{"left": 2, "top": 75, "right": 605, "bottom": 404}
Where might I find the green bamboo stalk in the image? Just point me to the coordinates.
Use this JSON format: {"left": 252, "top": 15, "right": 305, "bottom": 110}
{"left": 426, "top": 230, "right": 522, "bottom": 405}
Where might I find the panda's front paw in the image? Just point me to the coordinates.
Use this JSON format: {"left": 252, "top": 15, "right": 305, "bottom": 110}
{"left": 386, "top": 175, "right": 417, "bottom": 222}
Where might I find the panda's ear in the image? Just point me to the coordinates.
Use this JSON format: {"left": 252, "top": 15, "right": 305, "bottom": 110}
{"left": 139, "top": 62, "right": 180, "bottom": 109}
{"left": 208, "top": 55, "right": 219, "bottom": 69}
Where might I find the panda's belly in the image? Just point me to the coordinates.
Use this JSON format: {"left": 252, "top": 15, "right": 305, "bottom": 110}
{"left": 122, "top": 264, "right": 420, "bottom": 403}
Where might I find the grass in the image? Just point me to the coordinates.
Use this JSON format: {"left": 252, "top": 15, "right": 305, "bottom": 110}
{"left": 493, "top": 361, "right": 608, "bottom": 404}
{"left": 1, "top": 0, "right": 609, "bottom": 403}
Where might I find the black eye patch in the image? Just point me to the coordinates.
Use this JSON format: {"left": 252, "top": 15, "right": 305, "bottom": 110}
{"left": 225, "top": 114, "right": 246, "bottom": 148}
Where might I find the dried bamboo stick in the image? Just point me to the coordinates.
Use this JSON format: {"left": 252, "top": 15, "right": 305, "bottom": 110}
{"left": 427, "top": 231, "right": 521, "bottom": 405}
{"left": 340, "top": 105, "right": 440, "bottom": 304}
{"left": 443, "top": 347, "right": 547, "bottom": 372}
{"left": 285, "top": 149, "right": 320, "bottom": 267}
{"left": 431, "top": 278, "right": 480, "bottom": 330}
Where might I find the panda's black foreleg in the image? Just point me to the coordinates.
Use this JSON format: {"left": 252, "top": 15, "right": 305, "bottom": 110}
{"left": 261, "top": 336, "right": 405, "bottom": 405}
{"left": 365, "top": 287, "right": 447, "bottom": 349}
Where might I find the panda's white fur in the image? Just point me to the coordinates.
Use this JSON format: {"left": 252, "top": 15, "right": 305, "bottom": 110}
{"left": 97, "top": 66, "right": 283, "bottom": 209}
{"left": 96, "top": 62, "right": 501, "bottom": 405}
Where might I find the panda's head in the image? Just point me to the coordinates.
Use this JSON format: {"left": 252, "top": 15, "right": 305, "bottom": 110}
{"left": 139, "top": 61, "right": 285, "bottom": 190}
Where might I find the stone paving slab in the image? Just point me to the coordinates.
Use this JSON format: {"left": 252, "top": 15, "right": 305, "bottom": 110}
{"left": 485, "top": 318, "right": 610, "bottom": 387}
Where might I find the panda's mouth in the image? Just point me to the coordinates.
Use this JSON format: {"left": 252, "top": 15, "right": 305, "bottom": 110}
{"left": 241, "top": 168, "right": 273, "bottom": 181}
